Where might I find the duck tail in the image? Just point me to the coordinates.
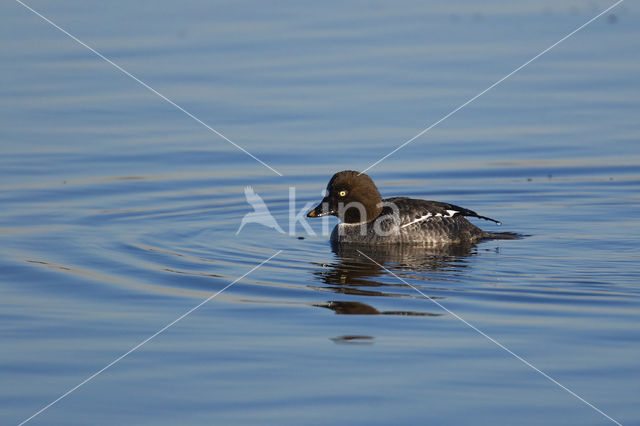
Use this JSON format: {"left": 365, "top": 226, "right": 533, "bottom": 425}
{"left": 454, "top": 205, "right": 501, "bottom": 225}
{"left": 473, "top": 214, "right": 501, "bottom": 225}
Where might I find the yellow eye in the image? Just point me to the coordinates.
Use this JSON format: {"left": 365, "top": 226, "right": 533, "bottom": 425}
{"left": 338, "top": 190, "right": 347, "bottom": 197}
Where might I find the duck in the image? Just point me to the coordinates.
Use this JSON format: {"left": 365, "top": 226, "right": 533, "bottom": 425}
{"left": 307, "top": 170, "right": 515, "bottom": 245}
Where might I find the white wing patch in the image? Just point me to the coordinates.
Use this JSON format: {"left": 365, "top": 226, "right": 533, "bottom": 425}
{"left": 400, "top": 210, "right": 459, "bottom": 228}
{"left": 400, "top": 213, "right": 432, "bottom": 228}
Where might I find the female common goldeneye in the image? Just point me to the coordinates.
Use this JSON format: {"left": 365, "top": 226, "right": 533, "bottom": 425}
{"left": 307, "top": 170, "right": 514, "bottom": 245}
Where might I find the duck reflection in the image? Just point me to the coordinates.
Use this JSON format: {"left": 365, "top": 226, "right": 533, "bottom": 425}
{"left": 330, "top": 335, "right": 375, "bottom": 345}
{"left": 315, "top": 301, "right": 443, "bottom": 317}
{"left": 311, "top": 241, "right": 478, "bottom": 316}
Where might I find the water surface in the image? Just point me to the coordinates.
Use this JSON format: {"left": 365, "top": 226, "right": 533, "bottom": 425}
{"left": 2, "top": 1, "right": 639, "bottom": 425}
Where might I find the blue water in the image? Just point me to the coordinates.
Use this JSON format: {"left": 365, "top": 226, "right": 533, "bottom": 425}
{"left": 2, "top": 1, "right": 639, "bottom": 425}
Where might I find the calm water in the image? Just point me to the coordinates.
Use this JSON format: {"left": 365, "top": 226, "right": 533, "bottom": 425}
{"left": 2, "top": 1, "right": 639, "bottom": 425}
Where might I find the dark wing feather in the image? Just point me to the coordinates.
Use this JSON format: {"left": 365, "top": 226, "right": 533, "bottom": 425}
{"left": 383, "top": 197, "right": 501, "bottom": 225}
{"left": 434, "top": 201, "right": 502, "bottom": 225}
